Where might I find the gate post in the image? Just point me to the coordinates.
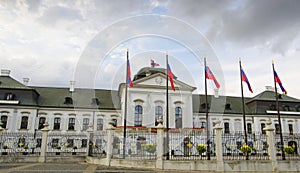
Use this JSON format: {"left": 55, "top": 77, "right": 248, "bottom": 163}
{"left": 0, "top": 122, "right": 4, "bottom": 145}
{"left": 213, "top": 120, "right": 224, "bottom": 172}
{"left": 86, "top": 124, "right": 94, "bottom": 156}
{"left": 39, "top": 122, "right": 50, "bottom": 163}
{"left": 156, "top": 119, "right": 164, "bottom": 169}
{"left": 106, "top": 120, "right": 115, "bottom": 166}
{"left": 264, "top": 119, "right": 278, "bottom": 171}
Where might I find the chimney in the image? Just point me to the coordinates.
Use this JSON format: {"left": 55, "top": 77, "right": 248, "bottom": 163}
{"left": 23, "top": 78, "right": 29, "bottom": 86}
{"left": 1, "top": 69, "right": 10, "bottom": 76}
{"left": 70, "top": 81, "right": 75, "bottom": 92}
{"left": 214, "top": 88, "right": 219, "bottom": 98}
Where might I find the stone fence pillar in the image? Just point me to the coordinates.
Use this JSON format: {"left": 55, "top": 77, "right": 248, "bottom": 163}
{"left": 264, "top": 119, "right": 278, "bottom": 172}
{"left": 0, "top": 122, "right": 4, "bottom": 145}
{"left": 105, "top": 120, "right": 115, "bottom": 166}
{"left": 86, "top": 124, "right": 94, "bottom": 157}
{"left": 213, "top": 120, "right": 224, "bottom": 172}
{"left": 156, "top": 120, "right": 164, "bottom": 169}
{"left": 39, "top": 122, "right": 50, "bottom": 163}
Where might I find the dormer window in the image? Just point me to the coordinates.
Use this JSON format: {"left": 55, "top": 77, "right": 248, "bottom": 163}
{"left": 91, "top": 98, "right": 100, "bottom": 105}
{"left": 4, "top": 93, "right": 15, "bottom": 100}
{"left": 201, "top": 103, "right": 210, "bottom": 109}
{"left": 269, "top": 104, "right": 276, "bottom": 110}
{"left": 283, "top": 105, "right": 290, "bottom": 111}
{"left": 225, "top": 103, "right": 231, "bottom": 110}
{"left": 64, "top": 97, "right": 73, "bottom": 104}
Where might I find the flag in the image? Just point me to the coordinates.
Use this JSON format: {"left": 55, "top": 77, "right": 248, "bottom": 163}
{"left": 241, "top": 68, "right": 253, "bottom": 93}
{"left": 127, "top": 59, "right": 133, "bottom": 87}
{"left": 205, "top": 66, "right": 220, "bottom": 89}
{"left": 274, "top": 70, "right": 287, "bottom": 94}
{"left": 151, "top": 59, "right": 160, "bottom": 67}
{"left": 167, "top": 64, "right": 175, "bottom": 91}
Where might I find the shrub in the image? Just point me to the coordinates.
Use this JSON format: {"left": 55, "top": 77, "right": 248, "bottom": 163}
{"left": 145, "top": 143, "right": 156, "bottom": 153}
{"left": 72, "top": 146, "right": 78, "bottom": 150}
{"left": 2, "top": 145, "right": 8, "bottom": 149}
{"left": 56, "top": 146, "right": 62, "bottom": 150}
{"left": 284, "top": 146, "right": 294, "bottom": 154}
{"left": 239, "top": 144, "right": 252, "bottom": 154}
{"left": 23, "top": 145, "right": 29, "bottom": 150}
{"left": 196, "top": 144, "right": 206, "bottom": 155}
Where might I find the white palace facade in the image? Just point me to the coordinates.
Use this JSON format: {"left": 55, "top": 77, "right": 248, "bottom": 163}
{"left": 1, "top": 67, "right": 300, "bottom": 135}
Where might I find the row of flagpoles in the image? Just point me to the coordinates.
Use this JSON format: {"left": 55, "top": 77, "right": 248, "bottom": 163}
{"left": 123, "top": 49, "right": 287, "bottom": 160}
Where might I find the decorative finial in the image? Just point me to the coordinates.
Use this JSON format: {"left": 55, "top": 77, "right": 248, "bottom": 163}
{"left": 272, "top": 59, "right": 274, "bottom": 64}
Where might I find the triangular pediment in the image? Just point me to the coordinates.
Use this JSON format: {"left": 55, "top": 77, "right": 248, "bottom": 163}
{"left": 133, "top": 73, "right": 196, "bottom": 91}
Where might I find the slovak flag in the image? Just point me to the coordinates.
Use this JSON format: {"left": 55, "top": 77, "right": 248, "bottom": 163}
{"left": 127, "top": 59, "right": 133, "bottom": 87}
{"left": 167, "top": 64, "right": 175, "bottom": 91}
{"left": 205, "top": 66, "right": 220, "bottom": 89}
{"left": 274, "top": 70, "right": 287, "bottom": 94}
{"left": 241, "top": 68, "right": 253, "bottom": 93}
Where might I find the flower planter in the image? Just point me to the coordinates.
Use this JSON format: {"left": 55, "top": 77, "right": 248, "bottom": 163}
{"left": 2, "top": 152, "right": 8, "bottom": 155}
{"left": 55, "top": 152, "right": 60, "bottom": 155}
{"left": 72, "top": 152, "right": 76, "bottom": 155}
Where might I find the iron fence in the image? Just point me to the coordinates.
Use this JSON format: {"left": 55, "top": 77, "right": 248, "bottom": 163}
{"left": 89, "top": 131, "right": 107, "bottom": 158}
{"left": 222, "top": 131, "right": 269, "bottom": 160}
{"left": 0, "top": 131, "right": 42, "bottom": 157}
{"left": 46, "top": 132, "right": 88, "bottom": 157}
{"left": 168, "top": 129, "right": 214, "bottom": 160}
{"left": 113, "top": 129, "right": 157, "bottom": 160}
{"left": 275, "top": 133, "right": 300, "bottom": 160}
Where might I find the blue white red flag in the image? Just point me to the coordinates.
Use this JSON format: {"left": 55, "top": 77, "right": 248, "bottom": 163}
{"left": 127, "top": 59, "right": 133, "bottom": 87}
{"left": 274, "top": 70, "right": 287, "bottom": 94}
{"left": 167, "top": 64, "right": 175, "bottom": 91}
{"left": 241, "top": 68, "right": 253, "bottom": 93}
{"left": 205, "top": 66, "right": 220, "bottom": 89}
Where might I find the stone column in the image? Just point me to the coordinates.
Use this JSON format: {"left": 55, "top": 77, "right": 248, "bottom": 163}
{"left": 106, "top": 120, "right": 115, "bottom": 166}
{"left": 86, "top": 124, "right": 94, "bottom": 157}
{"left": 156, "top": 119, "right": 164, "bottom": 169}
{"left": 38, "top": 122, "right": 50, "bottom": 163}
{"left": 264, "top": 119, "right": 278, "bottom": 172}
{"left": 213, "top": 120, "right": 224, "bottom": 172}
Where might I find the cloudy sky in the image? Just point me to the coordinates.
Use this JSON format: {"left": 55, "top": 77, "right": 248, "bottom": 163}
{"left": 1, "top": 0, "right": 300, "bottom": 98}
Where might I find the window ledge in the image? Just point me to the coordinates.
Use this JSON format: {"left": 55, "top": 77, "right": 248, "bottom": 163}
{"left": 0, "top": 100, "right": 19, "bottom": 104}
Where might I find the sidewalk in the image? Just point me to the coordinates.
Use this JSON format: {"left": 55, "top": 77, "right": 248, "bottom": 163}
{"left": 0, "top": 162, "right": 202, "bottom": 173}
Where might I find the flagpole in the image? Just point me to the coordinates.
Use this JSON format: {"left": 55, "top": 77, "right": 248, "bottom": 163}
{"left": 165, "top": 52, "right": 170, "bottom": 160}
{"left": 239, "top": 58, "right": 249, "bottom": 160}
{"left": 204, "top": 57, "right": 211, "bottom": 160}
{"left": 122, "top": 49, "right": 129, "bottom": 159}
{"left": 272, "top": 60, "right": 286, "bottom": 160}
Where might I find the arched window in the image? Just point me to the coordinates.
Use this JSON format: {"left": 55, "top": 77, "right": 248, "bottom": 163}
{"left": 134, "top": 105, "right": 143, "bottom": 127}
{"left": 155, "top": 106, "right": 163, "bottom": 126}
{"left": 175, "top": 107, "right": 182, "bottom": 129}
{"left": 97, "top": 118, "right": 103, "bottom": 130}
{"left": 38, "top": 117, "right": 46, "bottom": 130}
{"left": 0, "top": 115, "right": 8, "bottom": 128}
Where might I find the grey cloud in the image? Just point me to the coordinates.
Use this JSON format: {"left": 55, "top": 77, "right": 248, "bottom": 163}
{"left": 25, "top": 0, "right": 41, "bottom": 12}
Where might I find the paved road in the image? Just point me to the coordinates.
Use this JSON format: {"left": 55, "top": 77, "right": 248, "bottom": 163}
{"left": 0, "top": 162, "right": 201, "bottom": 173}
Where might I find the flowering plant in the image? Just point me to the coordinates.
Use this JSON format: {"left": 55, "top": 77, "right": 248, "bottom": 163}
{"left": 239, "top": 144, "right": 252, "bottom": 154}
{"left": 145, "top": 143, "right": 156, "bottom": 153}
{"left": 196, "top": 144, "right": 206, "bottom": 155}
{"left": 283, "top": 146, "right": 294, "bottom": 154}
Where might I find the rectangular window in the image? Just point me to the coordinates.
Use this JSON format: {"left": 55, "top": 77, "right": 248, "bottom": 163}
{"left": 67, "top": 139, "right": 74, "bottom": 148}
{"left": 20, "top": 116, "right": 28, "bottom": 129}
{"left": 261, "top": 123, "right": 266, "bottom": 134}
{"left": 247, "top": 123, "right": 252, "bottom": 134}
{"left": 68, "top": 118, "right": 75, "bottom": 130}
{"left": 1, "top": 115, "right": 8, "bottom": 128}
{"left": 53, "top": 117, "right": 61, "bottom": 130}
{"left": 201, "top": 121, "right": 206, "bottom": 129}
{"left": 38, "top": 117, "right": 46, "bottom": 130}
{"left": 275, "top": 124, "right": 280, "bottom": 134}
{"left": 289, "top": 124, "right": 293, "bottom": 135}
{"left": 36, "top": 139, "right": 42, "bottom": 148}
{"left": 224, "top": 122, "right": 230, "bottom": 134}
{"left": 112, "top": 119, "right": 117, "bottom": 127}
{"left": 52, "top": 138, "right": 59, "bottom": 148}
{"left": 81, "top": 139, "right": 88, "bottom": 148}
{"left": 97, "top": 118, "right": 103, "bottom": 130}
{"left": 82, "top": 118, "right": 89, "bottom": 131}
